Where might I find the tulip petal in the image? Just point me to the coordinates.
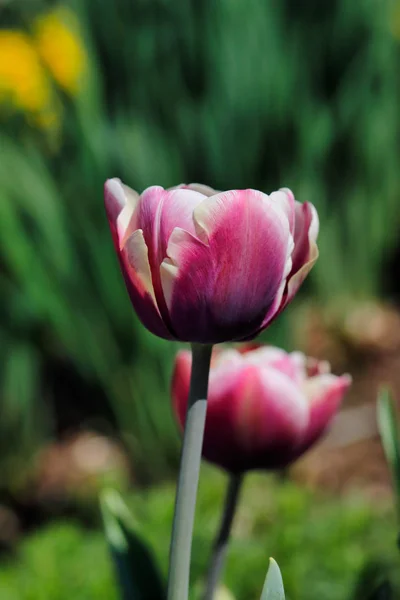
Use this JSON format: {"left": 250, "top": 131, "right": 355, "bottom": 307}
{"left": 212, "top": 348, "right": 243, "bottom": 369}
{"left": 169, "top": 183, "right": 219, "bottom": 196}
{"left": 104, "top": 179, "right": 139, "bottom": 248}
{"left": 242, "top": 346, "right": 287, "bottom": 365}
{"left": 137, "top": 186, "right": 206, "bottom": 262}
{"left": 272, "top": 188, "right": 296, "bottom": 234}
{"left": 236, "top": 365, "right": 309, "bottom": 453}
{"left": 119, "top": 229, "right": 174, "bottom": 339}
{"left": 160, "top": 190, "right": 293, "bottom": 343}
{"left": 202, "top": 364, "right": 309, "bottom": 472}
{"left": 293, "top": 202, "right": 318, "bottom": 270}
{"left": 280, "top": 202, "right": 319, "bottom": 309}
{"left": 299, "top": 373, "right": 351, "bottom": 451}
{"left": 305, "top": 356, "right": 331, "bottom": 377}
{"left": 135, "top": 187, "right": 206, "bottom": 330}
{"left": 124, "top": 230, "right": 156, "bottom": 303}
{"left": 159, "top": 227, "right": 212, "bottom": 337}
{"left": 243, "top": 277, "right": 287, "bottom": 338}
{"left": 284, "top": 242, "right": 318, "bottom": 307}
{"left": 193, "top": 188, "right": 290, "bottom": 242}
{"left": 251, "top": 350, "right": 306, "bottom": 384}
{"left": 198, "top": 366, "right": 254, "bottom": 472}
{"left": 134, "top": 185, "right": 165, "bottom": 257}
{"left": 235, "top": 346, "right": 307, "bottom": 382}
{"left": 186, "top": 183, "right": 219, "bottom": 196}
{"left": 241, "top": 347, "right": 290, "bottom": 374}
{"left": 158, "top": 189, "right": 206, "bottom": 246}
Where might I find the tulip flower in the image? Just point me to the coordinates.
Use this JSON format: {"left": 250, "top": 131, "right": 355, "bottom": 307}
{"left": 104, "top": 180, "right": 319, "bottom": 600}
{"left": 104, "top": 180, "right": 318, "bottom": 344}
{"left": 172, "top": 345, "right": 351, "bottom": 473}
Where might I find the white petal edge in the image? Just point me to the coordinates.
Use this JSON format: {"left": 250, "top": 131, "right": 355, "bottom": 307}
{"left": 309, "top": 203, "right": 320, "bottom": 242}
{"left": 302, "top": 373, "right": 352, "bottom": 406}
{"left": 124, "top": 229, "right": 159, "bottom": 307}
{"left": 105, "top": 179, "right": 140, "bottom": 246}
{"left": 271, "top": 189, "right": 295, "bottom": 234}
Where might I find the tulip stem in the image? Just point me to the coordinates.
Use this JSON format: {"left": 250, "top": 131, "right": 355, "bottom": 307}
{"left": 203, "top": 473, "right": 243, "bottom": 600}
{"left": 167, "top": 343, "right": 213, "bottom": 600}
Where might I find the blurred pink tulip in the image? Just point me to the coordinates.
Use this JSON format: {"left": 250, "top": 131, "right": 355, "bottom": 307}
{"left": 172, "top": 346, "right": 351, "bottom": 472}
{"left": 104, "top": 180, "right": 318, "bottom": 343}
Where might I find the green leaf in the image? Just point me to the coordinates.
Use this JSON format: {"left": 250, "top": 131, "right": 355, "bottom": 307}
{"left": 260, "top": 558, "right": 285, "bottom": 600}
{"left": 368, "top": 581, "right": 392, "bottom": 600}
{"left": 352, "top": 560, "right": 394, "bottom": 600}
{"left": 377, "top": 387, "right": 400, "bottom": 522}
{"left": 100, "top": 489, "right": 165, "bottom": 600}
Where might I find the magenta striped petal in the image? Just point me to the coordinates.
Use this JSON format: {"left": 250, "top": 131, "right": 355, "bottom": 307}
{"left": 228, "top": 365, "right": 309, "bottom": 471}
{"left": 136, "top": 186, "right": 206, "bottom": 260}
{"left": 135, "top": 186, "right": 206, "bottom": 330}
{"left": 299, "top": 373, "right": 352, "bottom": 452}
{"left": 160, "top": 190, "right": 293, "bottom": 343}
{"left": 242, "top": 347, "right": 306, "bottom": 384}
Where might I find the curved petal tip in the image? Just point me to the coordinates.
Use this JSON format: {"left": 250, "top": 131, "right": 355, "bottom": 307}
{"left": 104, "top": 178, "right": 125, "bottom": 221}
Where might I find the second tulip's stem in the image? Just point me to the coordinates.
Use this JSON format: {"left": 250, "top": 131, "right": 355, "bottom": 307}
{"left": 203, "top": 473, "right": 243, "bottom": 600}
{"left": 167, "top": 343, "right": 213, "bottom": 600}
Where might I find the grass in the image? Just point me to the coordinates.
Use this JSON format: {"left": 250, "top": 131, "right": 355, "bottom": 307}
{"left": 0, "top": 466, "right": 398, "bottom": 599}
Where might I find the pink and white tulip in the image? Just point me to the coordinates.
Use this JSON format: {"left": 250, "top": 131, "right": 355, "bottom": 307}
{"left": 172, "top": 346, "right": 351, "bottom": 473}
{"left": 104, "top": 181, "right": 318, "bottom": 344}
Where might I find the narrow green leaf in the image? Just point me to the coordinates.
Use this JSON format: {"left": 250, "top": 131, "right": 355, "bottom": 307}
{"left": 352, "top": 560, "right": 394, "bottom": 600}
{"left": 260, "top": 558, "right": 285, "bottom": 600}
{"left": 100, "top": 489, "right": 165, "bottom": 600}
{"left": 377, "top": 387, "right": 400, "bottom": 522}
{"left": 369, "top": 581, "right": 393, "bottom": 600}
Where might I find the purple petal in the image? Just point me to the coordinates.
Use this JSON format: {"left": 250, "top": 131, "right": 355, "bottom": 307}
{"left": 298, "top": 373, "right": 351, "bottom": 452}
{"left": 160, "top": 190, "right": 292, "bottom": 343}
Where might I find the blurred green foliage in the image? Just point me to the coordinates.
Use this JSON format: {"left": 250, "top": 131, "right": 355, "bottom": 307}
{"left": 0, "top": 469, "right": 398, "bottom": 600}
{"left": 101, "top": 489, "right": 165, "bottom": 600}
{"left": 1, "top": 0, "right": 400, "bottom": 482}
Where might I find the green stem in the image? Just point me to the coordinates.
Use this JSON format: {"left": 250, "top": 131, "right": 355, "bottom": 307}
{"left": 167, "top": 343, "right": 213, "bottom": 600}
{"left": 203, "top": 473, "right": 243, "bottom": 600}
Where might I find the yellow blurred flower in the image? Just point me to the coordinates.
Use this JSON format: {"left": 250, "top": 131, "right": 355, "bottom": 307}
{"left": 0, "top": 7, "right": 87, "bottom": 136}
{"left": 34, "top": 8, "right": 87, "bottom": 95}
{"left": 0, "top": 30, "right": 52, "bottom": 114}
{"left": 390, "top": 0, "right": 400, "bottom": 40}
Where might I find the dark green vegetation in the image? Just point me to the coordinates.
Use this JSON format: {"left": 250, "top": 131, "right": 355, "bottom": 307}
{"left": 0, "top": 470, "right": 397, "bottom": 600}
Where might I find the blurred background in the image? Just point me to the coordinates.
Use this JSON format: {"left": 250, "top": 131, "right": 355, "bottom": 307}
{"left": 1, "top": 0, "right": 400, "bottom": 597}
